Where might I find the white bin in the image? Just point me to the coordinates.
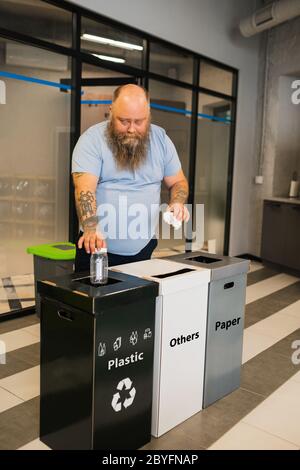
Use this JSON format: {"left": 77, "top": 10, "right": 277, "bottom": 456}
{"left": 112, "top": 259, "right": 210, "bottom": 437}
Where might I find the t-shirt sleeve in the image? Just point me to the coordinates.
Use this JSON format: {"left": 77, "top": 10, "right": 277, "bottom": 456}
{"left": 71, "top": 130, "right": 102, "bottom": 178}
{"left": 163, "top": 134, "right": 182, "bottom": 177}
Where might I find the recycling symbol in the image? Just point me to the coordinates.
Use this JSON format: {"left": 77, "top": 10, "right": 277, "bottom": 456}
{"left": 111, "top": 377, "right": 136, "bottom": 413}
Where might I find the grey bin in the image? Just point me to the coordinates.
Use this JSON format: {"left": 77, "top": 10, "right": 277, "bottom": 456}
{"left": 163, "top": 251, "right": 249, "bottom": 408}
{"left": 37, "top": 271, "right": 158, "bottom": 450}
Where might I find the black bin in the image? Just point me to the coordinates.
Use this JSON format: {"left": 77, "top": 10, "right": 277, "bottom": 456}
{"left": 37, "top": 271, "right": 158, "bottom": 450}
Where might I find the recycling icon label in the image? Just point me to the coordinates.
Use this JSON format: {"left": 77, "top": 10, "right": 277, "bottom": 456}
{"left": 111, "top": 377, "right": 136, "bottom": 413}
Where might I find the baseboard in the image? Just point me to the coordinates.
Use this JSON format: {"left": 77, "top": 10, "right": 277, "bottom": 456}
{"left": 0, "top": 306, "right": 36, "bottom": 323}
{"left": 236, "top": 253, "right": 262, "bottom": 262}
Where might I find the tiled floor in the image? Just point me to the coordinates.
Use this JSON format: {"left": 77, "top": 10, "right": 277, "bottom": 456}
{"left": 0, "top": 260, "right": 299, "bottom": 450}
{"left": 0, "top": 274, "right": 35, "bottom": 316}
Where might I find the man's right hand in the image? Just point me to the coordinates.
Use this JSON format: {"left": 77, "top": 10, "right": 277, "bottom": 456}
{"left": 78, "top": 229, "right": 107, "bottom": 254}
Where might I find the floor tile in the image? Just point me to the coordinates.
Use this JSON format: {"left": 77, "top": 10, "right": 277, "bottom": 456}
{"left": 282, "top": 300, "right": 300, "bottom": 320}
{"left": 23, "top": 324, "right": 40, "bottom": 339}
{"left": 0, "top": 315, "right": 39, "bottom": 335}
{"left": 0, "top": 387, "right": 23, "bottom": 413}
{"left": 172, "top": 388, "right": 264, "bottom": 449}
{"left": 291, "top": 371, "right": 300, "bottom": 383}
{"left": 0, "top": 328, "right": 39, "bottom": 353}
{"left": 0, "top": 366, "right": 40, "bottom": 401}
{"left": 250, "top": 309, "right": 300, "bottom": 340}
{"left": 271, "top": 329, "right": 300, "bottom": 359}
{"left": 245, "top": 282, "right": 300, "bottom": 328}
{"left": 243, "top": 379, "right": 300, "bottom": 446}
{"left": 0, "top": 397, "right": 39, "bottom": 450}
{"left": 242, "top": 329, "right": 275, "bottom": 364}
{"left": 18, "top": 438, "right": 50, "bottom": 450}
{"left": 247, "top": 267, "right": 279, "bottom": 287}
{"left": 0, "top": 343, "right": 40, "bottom": 380}
{"left": 209, "top": 421, "right": 298, "bottom": 450}
{"left": 141, "top": 429, "right": 205, "bottom": 451}
{"left": 246, "top": 273, "right": 299, "bottom": 305}
{"left": 241, "top": 348, "right": 299, "bottom": 397}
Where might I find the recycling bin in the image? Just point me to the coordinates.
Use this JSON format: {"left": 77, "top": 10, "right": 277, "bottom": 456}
{"left": 27, "top": 242, "right": 75, "bottom": 317}
{"left": 112, "top": 258, "right": 210, "bottom": 437}
{"left": 164, "top": 251, "right": 249, "bottom": 408}
{"left": 37, "top": 270, "right": 158, "bottom": 450}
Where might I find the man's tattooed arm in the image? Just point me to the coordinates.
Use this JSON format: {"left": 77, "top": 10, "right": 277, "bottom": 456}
{"left": 73, "top": 173, "right": 99, "bottom": 231}
{"left": 169, "top": 179, "right": 189, "bottom": 205}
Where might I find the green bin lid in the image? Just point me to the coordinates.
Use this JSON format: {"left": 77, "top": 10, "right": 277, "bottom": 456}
{"left": 27, "top": 242, "right": 76, "bottom": 260}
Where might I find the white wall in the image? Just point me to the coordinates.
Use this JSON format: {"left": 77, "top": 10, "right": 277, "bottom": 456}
{"left": 71, "top": 0, "right": 262, "bottom": 255}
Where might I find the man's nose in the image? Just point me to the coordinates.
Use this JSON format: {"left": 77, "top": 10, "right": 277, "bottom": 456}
{"left": 127, "top": 121, "right": 136, "bottom": 133}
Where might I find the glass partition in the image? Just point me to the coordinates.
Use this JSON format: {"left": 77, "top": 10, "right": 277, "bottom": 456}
{"left": 199, "top": 61, "right": 234, "bottom": 96}
{"left": 194, "top": 94, "right": 232, "bottom": 254}
{"left": 0, "top": 0, "right": 72, "bottom": 48}
{"left": 149, "top": 80, "right": 192, "bottom": 253}
{"left": 81, "top": 17, "right": 144, "bottom": 69}
{"left": 0, "top": 38, "right": 71, "bottom": 307}
{"left": 150, "top": 42, "right": 194, "bottom": 83}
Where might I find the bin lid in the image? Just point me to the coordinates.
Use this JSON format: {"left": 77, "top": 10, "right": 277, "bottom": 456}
{"left": 111, "top": 258, "right": 210, "bottom": 295}
{"left": 163, "top": 251, "right": 250, "bottom": 281}
{"left": 37, "top": 270, "right": 158, "bottom": 314}
{"left": 27, "top": 242, "right": 75, "bottom": 260}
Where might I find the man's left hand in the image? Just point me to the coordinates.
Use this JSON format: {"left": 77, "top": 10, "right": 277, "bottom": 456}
{"left": 167, "top": 203, "right": 190, "bottom": 222}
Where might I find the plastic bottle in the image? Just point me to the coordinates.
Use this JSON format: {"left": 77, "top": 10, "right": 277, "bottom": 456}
{"left": 90, "top": 247, "right": 108, "bottom": 285}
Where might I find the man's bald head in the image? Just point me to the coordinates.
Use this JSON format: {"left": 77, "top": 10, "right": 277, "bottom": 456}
{"left": 112, "top": 84, "right": 149, "bottom": 105}
{"left": 111, "top": 84, "right": 150, "bottom": 123}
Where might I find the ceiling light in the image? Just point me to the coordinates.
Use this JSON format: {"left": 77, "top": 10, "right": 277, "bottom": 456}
{"left": 82, "top": 33, "right": 143, "bottom": 51}
{"left": 92, "top": 53, "right": 125, "bottom": 64}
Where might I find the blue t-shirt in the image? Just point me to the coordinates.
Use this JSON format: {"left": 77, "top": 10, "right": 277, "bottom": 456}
{"left": 72, "top": 121, "right": 181, "bottom": 255}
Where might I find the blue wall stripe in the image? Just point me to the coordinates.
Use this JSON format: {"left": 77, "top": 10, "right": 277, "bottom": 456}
{"left": 150, "top": 102, "right": 192, "bottom": 116}
{"left": 81, "top": 99, "right": 112, "bottom": 105}
{"left": 80, "top": 99, "right": 231, "bottom": 123}
{"left": 149, "top": 102, "right": 231, "bottom": 123}
{"left": 0, "top": 72, "right": 231, "bottom": 123}
{"left": 197, "top": 112, "right": 231, "bottom": 124}
{"left": 0, "top": 71, "right": 72, "bottom": 91}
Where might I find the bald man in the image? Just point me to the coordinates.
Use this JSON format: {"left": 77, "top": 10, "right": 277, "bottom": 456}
{"left": 72, "top": 84, "right": 189, "bottom": 271}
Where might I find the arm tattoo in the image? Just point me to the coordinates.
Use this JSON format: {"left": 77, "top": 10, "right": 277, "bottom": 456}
{"left": 82, "top": 215, "right": 100, "bottom": 231}
{"left": 79, "top": 190, "right": 95, "bottom": 217}
{"left": 170, "top": 181, "right": 189, "bottom": 205}
{"left": 75, "top": 190, "right": 97, "bottom": 229}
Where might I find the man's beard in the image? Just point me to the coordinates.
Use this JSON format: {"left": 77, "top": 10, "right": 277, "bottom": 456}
{"left": 106, "top": 118, "right": 150, "bottom": 171}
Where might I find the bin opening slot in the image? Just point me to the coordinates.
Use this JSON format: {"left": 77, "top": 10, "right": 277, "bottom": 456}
{"left": 186, "top": 255, "right": 222, "bottom": 264}
{"left": 224, "top": 282, "right": 234, "bottom": 290}
{"left": 52, "top": 244, "right": 74, "bottom": 251}
{"left": 152, "top": 268, "right": 196, "bottom": 279}
{"left": 73, "top": 276, "right": 121, "bottom": 287}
